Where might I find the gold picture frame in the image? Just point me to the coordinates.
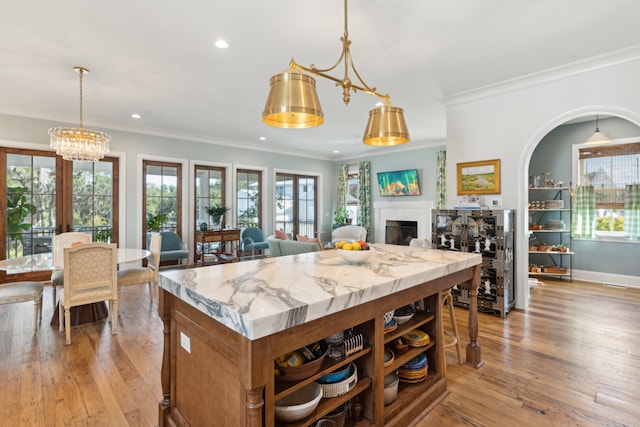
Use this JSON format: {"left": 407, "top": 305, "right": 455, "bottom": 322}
{"left": 457, "top": 159, "right": 501, "bottom": 195}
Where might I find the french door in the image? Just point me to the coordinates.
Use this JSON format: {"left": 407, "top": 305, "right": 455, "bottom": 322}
{"left": 275, "top": 173, "right": 317, "bottom": 237}
{"left": 1, "top": 147, "right": 119, "bottom": 282}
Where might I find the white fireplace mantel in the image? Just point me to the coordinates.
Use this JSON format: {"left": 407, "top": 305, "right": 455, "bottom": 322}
{"left": 373, "top": 201, "right": 433, "bottom": 244}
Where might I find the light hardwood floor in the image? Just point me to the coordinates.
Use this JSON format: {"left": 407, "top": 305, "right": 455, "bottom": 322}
{"left": 1, "top": 279, "right": 639, "bottom": 426}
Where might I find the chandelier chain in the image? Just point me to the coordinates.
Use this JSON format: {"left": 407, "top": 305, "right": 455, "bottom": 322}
{"left": 79, "top": 69, "right": 84, "bottom": 129}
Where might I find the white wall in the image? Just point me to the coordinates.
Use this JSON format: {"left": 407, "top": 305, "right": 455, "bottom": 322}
{"left": 445, "top": 54, "right": 640, "bottom": 309}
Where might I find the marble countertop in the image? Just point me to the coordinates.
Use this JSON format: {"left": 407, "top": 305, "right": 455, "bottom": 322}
{"left": 159, "top": 244, "right": 481, "bottom": 340}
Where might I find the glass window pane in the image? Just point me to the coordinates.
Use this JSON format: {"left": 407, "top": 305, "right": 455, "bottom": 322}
{"left": 6, "top": 154, "right": 56, "bottom": 258}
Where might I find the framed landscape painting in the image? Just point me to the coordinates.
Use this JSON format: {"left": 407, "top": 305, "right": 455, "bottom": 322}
{"left": 457, "top": 159, "right": 501, "bottom": 195}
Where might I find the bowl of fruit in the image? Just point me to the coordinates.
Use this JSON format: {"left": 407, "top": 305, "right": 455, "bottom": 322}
{"left": 335, "top": 240, "right": 373, "bottom": 264}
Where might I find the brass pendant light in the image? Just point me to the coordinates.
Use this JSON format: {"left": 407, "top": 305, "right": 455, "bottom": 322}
{"left": 363, "top": 105, "right": 410, "bottom": 146}
{"left": 262, "top": 71, "right": 324, "bottom": 129}
{"left": 262, "top": 0, "right": 409, "bottom": 147}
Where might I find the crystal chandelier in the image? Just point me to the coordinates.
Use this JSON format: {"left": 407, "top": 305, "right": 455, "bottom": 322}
{"left": 49, "top": 67, "right": 111, "bottom": 162}
{"left": 262, "top": 0, "right": 409, "bottom": 146}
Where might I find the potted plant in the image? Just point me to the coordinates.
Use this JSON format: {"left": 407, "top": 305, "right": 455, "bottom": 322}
{"left": 333, "top": 207, "right": 352, "bottom": 226}
{"left": 205, "top": 203, "right": 230, "bottom": 229}
{"left": 146, "top": 213, "right": 168, "bottom": 232}
{"left": 6, "top": 186, "right": 36, "bottom": 256}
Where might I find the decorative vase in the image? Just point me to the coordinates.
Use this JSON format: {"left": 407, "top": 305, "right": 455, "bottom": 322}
{"left": 212, "top": 215, "right": 223, "bottom": 230}
{"left": 199, "top": 222, "right": 208, "bottom": 231}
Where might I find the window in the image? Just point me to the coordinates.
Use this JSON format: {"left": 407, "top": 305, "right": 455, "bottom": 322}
{"left": 1, "top": 147, "right": 119, "bottom": 281}
{"left": 236, "top": 169, "right": 262, "bottom": 230}
{"left": 67, "top": 158, "right": 119, "bottom": 243}
{"left": 575, "top": 141, "right": 640, "bottom": 235}
{"left": 195, "top": 165, "right": 225, "bottom": 229}
{"left": 275, "top": 173, "right": 317, "bottom": 237}
{"left": 346, "top": 172, "right": 359, "bottom": 222}
{"left": 143, "top": 160, "right": 182, "bottom": 244}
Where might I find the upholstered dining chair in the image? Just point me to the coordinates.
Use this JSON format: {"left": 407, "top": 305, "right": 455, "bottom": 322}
{"left": 50, "top": 232, "right": 92, "bottom": 309}
{"left": 117, "top": 233, "right": 161, "bottom": 310}
{"left": 241, "top": 227, "right": 269, "bottom": 259}
{"left": 331, "top": 225, "right": 367, "bottom": 242}
{"left": 0, "top": 281, "right": 43, "bottom": 331}
{"left": 58, "top": 243, "right": 118, "bottom": 345}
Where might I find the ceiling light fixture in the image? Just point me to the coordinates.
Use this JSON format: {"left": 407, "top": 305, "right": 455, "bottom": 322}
{"left": 584, "top": 114, "right": 610, "bottom": 145}
{"left": 262, "top": 0, "right": 409, "bottom": 146}
{"left": 48, "top": 67, "right": 111, "bottom": 162}
{"left": 215, "top": 39, "right": 229, "bottom": 49}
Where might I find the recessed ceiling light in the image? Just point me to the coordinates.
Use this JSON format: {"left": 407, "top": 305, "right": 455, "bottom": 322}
{"left": 131, "top": 113, "right": 141, "bottom": 119}
{"left": 259, "top": 136, "right": 266, "bottom": 141}
{"left": 333, "top": 150, "right": 340, "bottom": 154}
{"left": 215, "top": 39, "right": 229, "bottom": 49}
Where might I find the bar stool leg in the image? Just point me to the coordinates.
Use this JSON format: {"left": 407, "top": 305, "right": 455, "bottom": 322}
{"left": 442, "top": 288, "right": 464, "bottom": 375}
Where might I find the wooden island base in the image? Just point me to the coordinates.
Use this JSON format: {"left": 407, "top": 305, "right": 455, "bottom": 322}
{"left": 158, "top": 263, "right": 481, "bottom": 427}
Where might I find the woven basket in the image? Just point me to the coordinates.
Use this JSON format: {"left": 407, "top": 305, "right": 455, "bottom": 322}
{"left": 275, "top": 342, "right": 328, "bottom": 381}
{"left": 320, "top": 362, "right": 357, "bottom": 398}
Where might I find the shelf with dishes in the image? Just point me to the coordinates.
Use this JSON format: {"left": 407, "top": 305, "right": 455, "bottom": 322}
{"left": 528, "top": 184, "right": 573, "bottom": 281}
{"left": 273, "top": 326, "right": 374, "bottom": 426}
{"left": 380, "top": 299, "right": 439, "bottom": 424}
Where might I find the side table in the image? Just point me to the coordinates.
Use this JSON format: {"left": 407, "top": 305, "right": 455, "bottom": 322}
{"left": 195, "top": 229, "right": 241, "bottom": 266}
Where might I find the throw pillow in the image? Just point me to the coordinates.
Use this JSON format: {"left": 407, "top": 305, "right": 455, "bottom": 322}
{"left": 296, "top": 234, "right": 323, "bottom": 250}
{"left": 275, "top": 229, "right": 288, "bottom": 240}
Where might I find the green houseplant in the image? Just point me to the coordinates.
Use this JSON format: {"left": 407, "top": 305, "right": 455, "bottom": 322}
{"left": 205, "top": 203, "right": 230, "bottom": 229}
{"left": 333, "top": 207, "right": 352, "bottom": 225}
{"left": 7, "top": 186, "right": 36, "bottom": 239}
{"left": 146, "top": 213, "right": 168, "bottom": 232}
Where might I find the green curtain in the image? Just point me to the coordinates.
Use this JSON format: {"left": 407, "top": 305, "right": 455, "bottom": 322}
{"left": 624, "top": 184, "right": 640, "bottom": 240}
{"left": 571, "top": 186, "right": 595, "bottom": 238}
{"left": 358, "top": 161, "right": 371, "bottom": 239}
{"left": 436, "top": 150, "right": 446, "bottom": 209}
{"left": 337, "top": 163, "right": 348, "bottom": 210}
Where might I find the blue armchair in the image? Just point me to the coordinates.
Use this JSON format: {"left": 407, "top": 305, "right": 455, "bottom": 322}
{"left": 241, "top": 227, "right": 269, "bottom": 259}
{"left": 149, "top": 231, "right": 188, "bottom": 265}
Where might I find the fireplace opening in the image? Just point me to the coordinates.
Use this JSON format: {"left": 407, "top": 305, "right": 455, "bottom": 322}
{"left": 385, "top": 220, "right": 418, "bottom": 246}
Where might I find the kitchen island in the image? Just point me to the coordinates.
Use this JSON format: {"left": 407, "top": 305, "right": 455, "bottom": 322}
{"left": 157, "top": 244, "right": 482, "bottom": 426}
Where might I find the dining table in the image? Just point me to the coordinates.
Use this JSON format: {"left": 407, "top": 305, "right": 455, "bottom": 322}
{"left": 0, "top": 247, "right": 151, "bottom": 326}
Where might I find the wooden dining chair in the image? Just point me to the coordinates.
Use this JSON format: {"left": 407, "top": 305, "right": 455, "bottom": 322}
{"left": 58, "top": 243, "right": 118, "bottom": 345}
{"left": 50, "top": 232, "right": 92, "bottom": 309}
{"left": 117, "top": 233, "right": 162, "bottom": 310}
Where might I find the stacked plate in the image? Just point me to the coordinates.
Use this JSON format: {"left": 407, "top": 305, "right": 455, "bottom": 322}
{"left": 545, "top": 200, "right": 564, "bottom": 209}
{"left": 398, "top": 353, "right": 428, "bottom": 383}
{"left": 383, "top": 347, "right": 395, "bottom": 367}
{"left": 384, "top": 317, "right": 397, "bottom": 333}
{"left": 401, "top": 329, "right": 430, "bottom": 347}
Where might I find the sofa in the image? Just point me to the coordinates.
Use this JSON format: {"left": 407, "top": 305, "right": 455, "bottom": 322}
{"left": 151, "top": 231, "right": 189, "bottom": 264}
{"left": 266, "top": 235, "right": 321, "bottom": 257}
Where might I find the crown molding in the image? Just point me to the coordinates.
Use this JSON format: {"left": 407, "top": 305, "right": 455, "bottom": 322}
{"left": 444, "top": 45, "right": 640, "bottom": 107}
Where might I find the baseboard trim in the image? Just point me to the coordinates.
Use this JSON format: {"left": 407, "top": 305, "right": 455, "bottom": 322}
{"left": 572, "top": 269, "right": 640, "bottom": 288}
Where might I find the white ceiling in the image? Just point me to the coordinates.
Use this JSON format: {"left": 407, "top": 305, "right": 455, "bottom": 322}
{"left": 2, "top": 0, "right": 640, "bottom": 159}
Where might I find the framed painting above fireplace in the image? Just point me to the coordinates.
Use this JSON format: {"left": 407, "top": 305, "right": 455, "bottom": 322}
{"left": 377, "top": 169, "right": 421, "bottom": 196}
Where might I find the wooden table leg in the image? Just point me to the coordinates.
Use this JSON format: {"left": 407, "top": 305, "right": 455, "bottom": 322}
{"left": 465, "top": 264, "right": 484, "bottom": 368}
